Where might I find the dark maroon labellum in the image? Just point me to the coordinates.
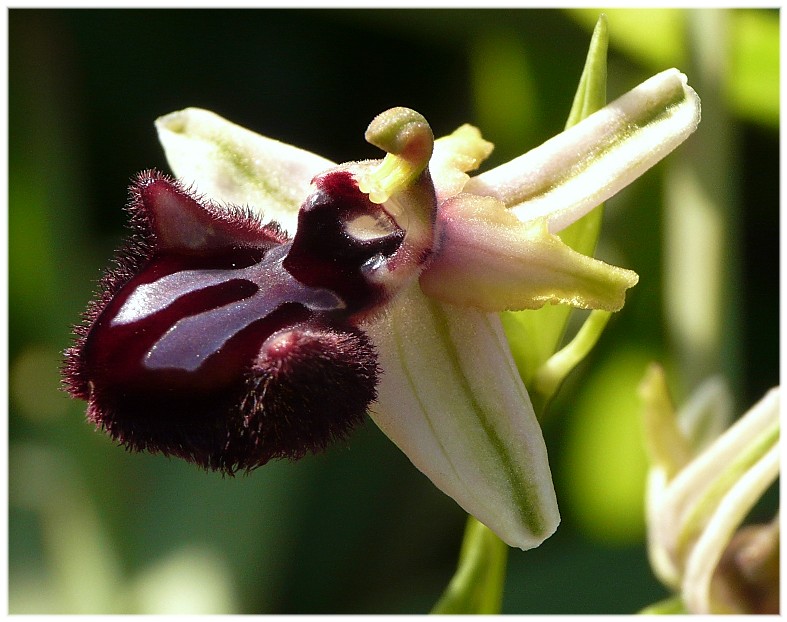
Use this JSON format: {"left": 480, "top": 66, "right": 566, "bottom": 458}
{"left": 284, "top": 170, "right": 404, "bottom": 312}
{"left": 62, "top": 169, "right": 403, "bottom": 473}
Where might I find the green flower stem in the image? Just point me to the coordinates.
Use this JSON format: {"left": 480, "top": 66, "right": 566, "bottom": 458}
{"left": 432, "top": 516, "right": 509, "bottom": 614}
{"left": 531, "top": 309, "right": 611, "bottom": 415}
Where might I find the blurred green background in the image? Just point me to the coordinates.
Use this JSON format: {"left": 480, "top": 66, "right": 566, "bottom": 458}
{"left": 8, "top": 8, "right": 779, "bottom": 614}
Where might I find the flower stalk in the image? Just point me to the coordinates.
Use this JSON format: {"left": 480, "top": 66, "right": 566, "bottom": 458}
{"left": 431, "top": 517, "right": 508, "bottom": 614}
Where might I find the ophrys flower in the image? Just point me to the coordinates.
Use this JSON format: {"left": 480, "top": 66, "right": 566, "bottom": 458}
{"left": 64, "top": 68, "right": 700, "bottom": 549}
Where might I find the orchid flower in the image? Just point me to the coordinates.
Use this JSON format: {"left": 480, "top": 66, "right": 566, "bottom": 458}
{"left": 639, "top": 365, "right": 780, "bottom": 613}
{"left": 63, "top": 68, "right": 700, "bottom": 551}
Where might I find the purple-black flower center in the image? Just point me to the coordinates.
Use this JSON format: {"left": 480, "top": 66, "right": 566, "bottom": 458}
{"left": 63, "top": 167, "right": 425, "bottom": 473}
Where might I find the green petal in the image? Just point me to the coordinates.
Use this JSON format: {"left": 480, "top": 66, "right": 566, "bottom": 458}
{"left": 639, "top": 363, "right": 692, "bottom": 479}
{"left": 155, "top": 108, "right": 334, "bottom": 235}
{"left": 465, "top": 68, "right": 701, "bottom": 233}
{"left": 420, "top": 194, "right": 638, "bottom": 312}
{"left": 364, "top": 282, "right": 559, "bottom": 550}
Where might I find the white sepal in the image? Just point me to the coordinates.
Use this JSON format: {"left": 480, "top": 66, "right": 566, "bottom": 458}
{"left": 156, "top": 108, "right": 334, "bottom": 235}
{"left": 364, "top": 283, "right": 560, "bottom": 550}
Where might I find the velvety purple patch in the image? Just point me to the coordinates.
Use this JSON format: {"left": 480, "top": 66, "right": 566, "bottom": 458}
{"left": 63, "top": 170, "right": 393, "bottom": 473}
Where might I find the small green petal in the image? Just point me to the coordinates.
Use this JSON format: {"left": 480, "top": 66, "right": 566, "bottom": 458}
{"left": 430, "top": 124, "right": 494, "bottom": 199}
{"left": 155, "top": 108, "right": 334, "bottom": 235}
{"left": 420, "top": 194, "right": 638, "bottom": 313}
{"left": 364, "top": 283, "right": 560, "bottom": 550}
{"left": 639, "top": 364, "right": 692, "bottom": 478}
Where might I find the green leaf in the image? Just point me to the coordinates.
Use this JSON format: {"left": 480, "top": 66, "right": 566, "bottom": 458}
{"left": 566, "top": 8, "right": 685, "bottom": 70}
{"left": 565, "top": 13, "right": 608, "bottom": 131}
{"left": 432, "top": 516, "right": 508, "bottom": 614}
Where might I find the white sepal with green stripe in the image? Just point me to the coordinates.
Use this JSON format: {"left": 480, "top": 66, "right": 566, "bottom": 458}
{"left": 365, "top": 282, "right": 559, "bottom": 550}
{"left": 156, "top": 108, "right": 334, "bottom": 236}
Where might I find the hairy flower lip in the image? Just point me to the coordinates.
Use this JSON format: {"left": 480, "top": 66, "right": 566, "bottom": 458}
{"left": 64, "top": 171, "right": 387, "bottom": 474}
